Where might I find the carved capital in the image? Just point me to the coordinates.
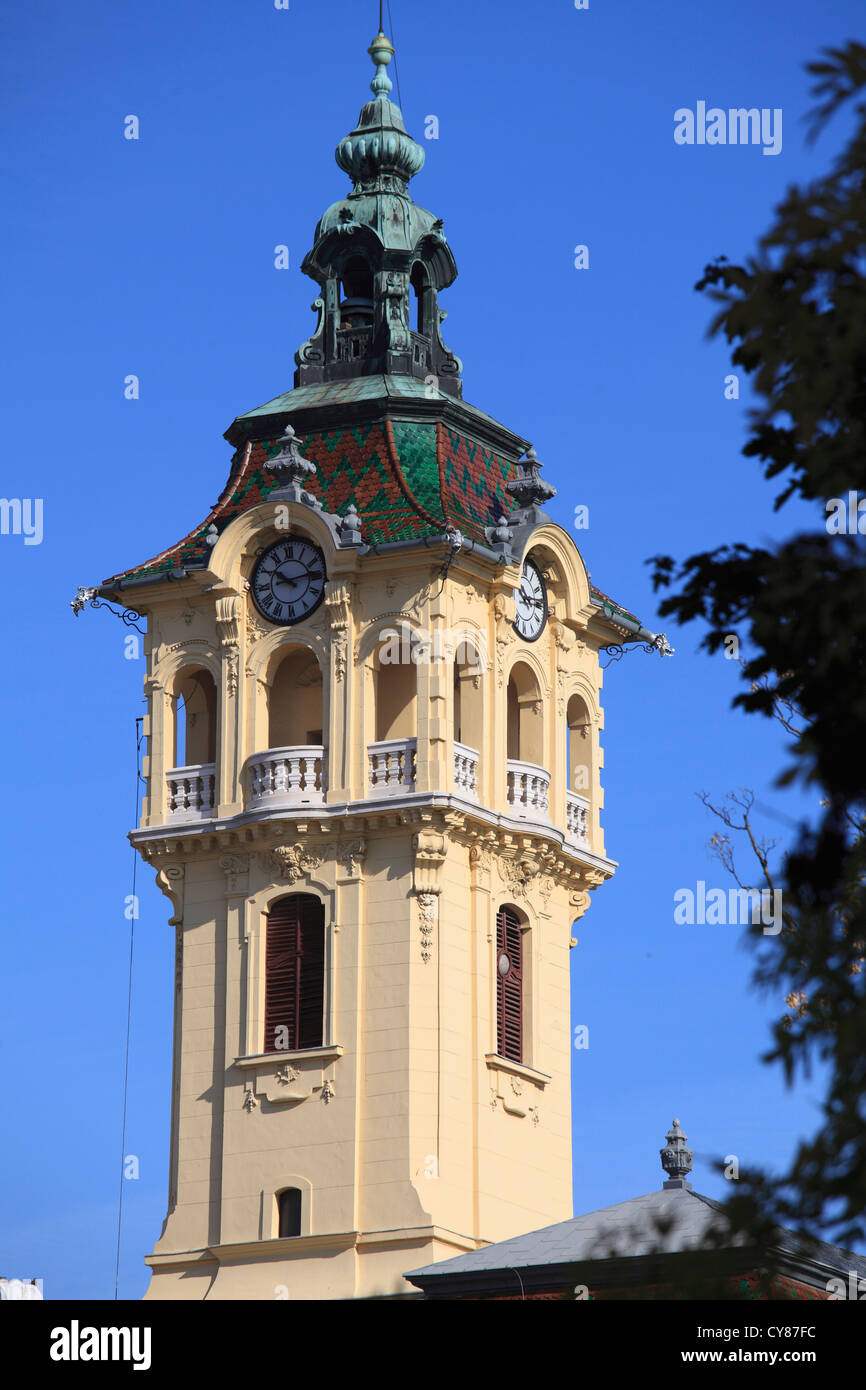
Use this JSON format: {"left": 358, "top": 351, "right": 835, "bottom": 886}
{"left": 413, "top": 830, "right": 447, "bottom": 895}
{"left": 216, "top": 595, "right": 242, "bottom": 647}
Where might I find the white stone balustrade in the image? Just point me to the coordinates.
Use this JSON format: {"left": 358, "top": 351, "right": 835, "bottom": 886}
{"left": 166, "top": 764, "right": 216, "bottom": 822}
{"left": 368, "top": 738, "right": 417, "bottom": 796}
{"left": 506, "top": 759, "right": 551, "bottom": 820}
{"left": 566, "top": 790, "right": 590, "bottom": 848}
{"left": 453, "top": 741, "right": 479, "bottom": 799}
{"left": 247, "top": 746, "right": 327, "bottom": 810}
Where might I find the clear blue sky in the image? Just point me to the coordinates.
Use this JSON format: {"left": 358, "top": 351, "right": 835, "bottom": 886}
{"left": 1, "top": 0, "right": 861, "bottom": 1299}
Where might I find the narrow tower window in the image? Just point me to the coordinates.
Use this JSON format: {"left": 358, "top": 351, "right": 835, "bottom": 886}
{"left": 265, "top": 895, "right": 325, "bottom": 1053}
{"left": 277, "top": 1188, "right": 303, "bottom": 1238}
{"left": 496, "top": 907, "right": 523, "bottom": 1063}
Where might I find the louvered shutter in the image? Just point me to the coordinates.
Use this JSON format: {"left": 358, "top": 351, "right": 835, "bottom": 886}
{"left": 496, "top": 907, "right": 523, "bottom": 1063}
{"left": 265, "top": 896, "right": 324, "bottom": 1052}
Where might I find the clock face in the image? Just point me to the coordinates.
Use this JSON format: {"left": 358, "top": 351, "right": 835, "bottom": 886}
{"left": 513, "top": 559, "right": 548, "bottom": 642}
{"left": 251, "top": 538, "right": 326, "bottom": 626}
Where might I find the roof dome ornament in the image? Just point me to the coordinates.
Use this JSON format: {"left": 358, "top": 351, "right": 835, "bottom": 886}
{"left": 294, "top": 26, "right": 462, "bottom": 395}
{"left": 660, "top": 1118, "right": 694, "bottom": 1190}
{"left": 334, "top": 29, "right": 425, "bottom": 196}
{"left": 506, "top": 448, "right": 557, "bottom": 510}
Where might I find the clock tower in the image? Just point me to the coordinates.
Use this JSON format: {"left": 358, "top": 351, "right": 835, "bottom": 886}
{"left": 88, "top": 27, "right": 660, "bottom": 1300}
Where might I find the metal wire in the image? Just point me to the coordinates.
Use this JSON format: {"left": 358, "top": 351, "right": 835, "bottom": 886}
{"left": 113, "top": 717, "right": 144, "bottom": 1298}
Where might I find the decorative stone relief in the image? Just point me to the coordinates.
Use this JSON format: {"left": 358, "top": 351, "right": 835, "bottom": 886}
{"left": 276, "top": 1063, "right": 300, "bottom": 1086}
{"left": 321, "top": 1080, "right": 335, "bottom": 1104}
{"left": 220, "top": 853, "right": 250, "bottom": 893}
{"left": 496, "top": 854, "right": 540, "bottom": 900}
{"left": 488, "top": 1065, "right": 544, "bottom": 1119}
{"left": 493, "top": 593, "right": 514, "bottom": 689}
{"left": 225, "top": 649, "right": 239, "bottom": 697}
{"left": 417, "top": 893, "right": 437, "bottom": 963}
{"left": 261, "top": 843, "right": 323, "bottom": 884}
{"left": 174, "top": 924, "right": 183, "bottom": 993}
{"left": 216, "top": 597, "right": 242, "bottom": 699}
{"left": 246, "top": 609, "right": 270, "bottom": 644}
{"left": 336, "top": 838, "right": 367, "bottom": 878}
{"left": 242, "top": 1082, "right": 257, "bottom": 1112}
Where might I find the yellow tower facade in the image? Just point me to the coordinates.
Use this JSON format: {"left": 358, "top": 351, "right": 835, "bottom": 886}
{"left": 85, "top": 29, "right": 656, "bottom": 1300}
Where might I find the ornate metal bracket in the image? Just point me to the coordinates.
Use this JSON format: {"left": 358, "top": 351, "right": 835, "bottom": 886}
{"left": 71, "top": 587, "right": 145, "bottom": 635}
{"left": 600, "top": 632, "right": 673, "bottom": 669}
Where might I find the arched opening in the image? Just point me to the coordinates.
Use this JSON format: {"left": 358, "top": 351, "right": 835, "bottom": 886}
{"left": 374, "top": 645, "right": 416, "bottom": 743}
{"left": 410, "top": 261, "right": 432, "bottom": 335}
{"left": 453, "top": 635, "right": 483, "bottom": 798}
{"left": 339, "top": 256, "right": 374, "bottom": 330}
{"left": 248, "top": 646, "right": 326, "bottom": 809}
{"left": 369, "top": 634, "right": 418, "bottom": 794}
{"left": 566, "top": 694, "right": 592, "bottom": 847}
{"left": 276, "top": 1188, "right": 303, "bottom": 1239}
{"left": 265, "top": 894, "right": 325, "bottom": 1053}
{"left": 174, "top": 667, "right": 217, "bottom": 768}
{"left": 506, "top": 662, "right": 543, "bottom": 765}
{"left": 167, "top": 667, "right": 218, "bottom": 821}
{"left": 566, "top": 694, "right": 591, "bottom": 795}
{"left": 506, "top": 662, "right": 547, "bottom": 818}
{"left": 268, "top": 646, "right": 324, "bottom": 749}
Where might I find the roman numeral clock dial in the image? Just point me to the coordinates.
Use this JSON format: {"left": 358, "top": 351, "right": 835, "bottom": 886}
{"left": 251, "top": 538, "right": 327, "bottom": 625}
{"left": 513, "top": 558, "right": 548, "bottom": 641}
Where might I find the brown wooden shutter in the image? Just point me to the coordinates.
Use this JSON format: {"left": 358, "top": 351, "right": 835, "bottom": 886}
{"left": 265, "top": 895, "right": 324, "bottom": 1052}
{"left": 496, "top": 907, "right": 523, "bottom": 1063}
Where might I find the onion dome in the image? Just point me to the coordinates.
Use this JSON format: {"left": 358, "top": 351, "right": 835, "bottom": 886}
{"left": 335, "top": 31, "right": 425, "bottom": 194}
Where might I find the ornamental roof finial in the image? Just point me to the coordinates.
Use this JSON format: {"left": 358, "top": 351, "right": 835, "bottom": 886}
{"left": 368, "top": 28, "right": 395, "bottom": 99}
{"left": 660, "top": 1118, "right": 694, "bottom": 1190}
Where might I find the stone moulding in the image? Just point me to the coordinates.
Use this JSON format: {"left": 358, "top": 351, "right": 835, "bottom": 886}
{"left": 485, "top": 1054, "right": 549, "bottom": 1119}
{"left": 234, "top": 1046, "right": 343, "bottom": 1106}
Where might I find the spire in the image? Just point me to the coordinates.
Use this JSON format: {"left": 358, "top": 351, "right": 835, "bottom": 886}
{"left": 334, "top": 30, "right": 425, "bottom": 196}
{"left": 660, "top": 1118, "right": 694, "bottom": 1190}
{"left": 294, "top": 29, "right": 462, "bottom": 396}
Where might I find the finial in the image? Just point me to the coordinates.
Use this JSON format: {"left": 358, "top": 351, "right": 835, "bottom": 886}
{"left": 660, "top": 1118, "right": 694, "bottom": 1190}
{"left": 368, "top": 29, "right": 395, "bottom": 98}
{"left": 265, "top": 425, "right": 318, "bottom": 504}
{"left": 506, "top": 447, "right": 557, "bottom": 510}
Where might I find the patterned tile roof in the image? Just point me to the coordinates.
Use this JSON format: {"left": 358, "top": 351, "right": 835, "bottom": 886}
{"left": 103, "top": 419, "right": 525, "bottom": 586}
{"left": 101, "top": 404, "right": 640, "bottom": 627}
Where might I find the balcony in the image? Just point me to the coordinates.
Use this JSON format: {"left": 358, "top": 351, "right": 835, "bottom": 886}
{"left": 247, "top": 746, "right": 327, "bottom": 811}
{"left": 566, "top": 790, "right": 590, "bottom": 849}
{"left": 368, "top": 738, "right": 417, "bottom": 797}
{"left": 453, "top": 742, "right": 479, "bottom": 800}
{"left": 165, "top": 764, "right": 216, "bottom": 823}
{"left": 506, "top": 759, "right": 550, "bottom": 821}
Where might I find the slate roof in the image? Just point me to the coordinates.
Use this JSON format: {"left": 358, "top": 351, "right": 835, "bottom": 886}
{"left": 405, "top": 1186, "right": 866, "bottom": 1287}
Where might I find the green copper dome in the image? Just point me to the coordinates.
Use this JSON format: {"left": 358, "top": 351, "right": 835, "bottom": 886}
{"left": 334, "top": 31, "right": 425, "bottom": 194}
{"left": 295, "top": 29, "right": 462, "bottom": 399}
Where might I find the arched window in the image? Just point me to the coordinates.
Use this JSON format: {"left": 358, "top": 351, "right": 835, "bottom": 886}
{"left": 268, "top": 647, "right": 324, "bottom": 750}
{"left": 496, "top": 906, "right": 523, "bottom": 1063}
{"left": 265, "top": 895, "right": 325, "bottom": 1053}
{"left": 174, "top": 668, "right": 217, "bottom": 767}
{"left": 339, "top": 256, "right": 374, "bottom": 329}
{"left": 277, "top": 1188, "right": 303, "bottom": 1239}
{"left": 566, "top": 694, "right": 591, "bottom": 794}
{"left": 506, "top": 662, "right": 543, "bottom": 765}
